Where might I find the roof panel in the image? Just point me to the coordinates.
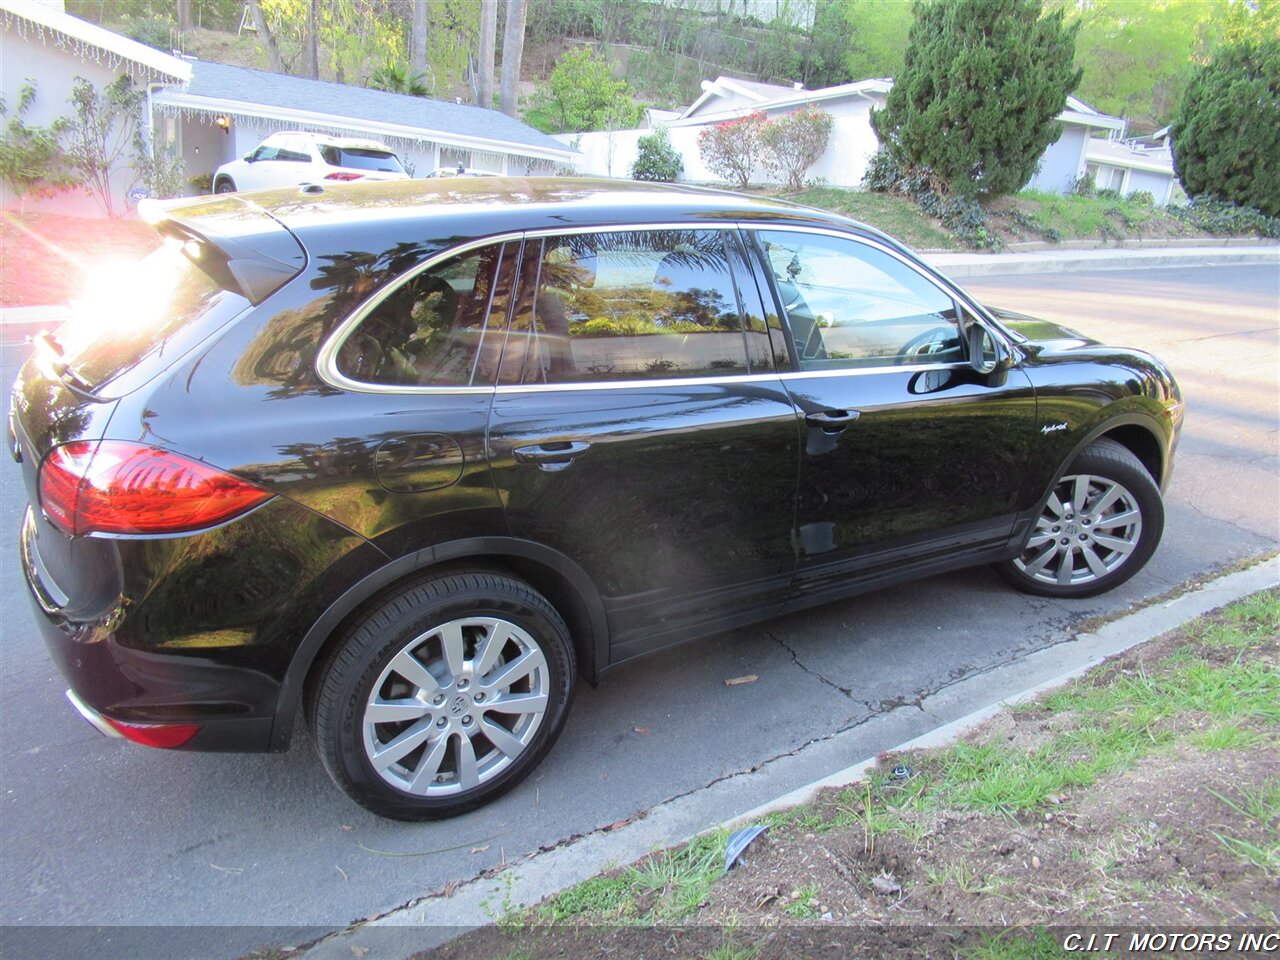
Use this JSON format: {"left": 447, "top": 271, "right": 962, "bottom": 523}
{"left": 181, "top": 61, "right": 571, "bottom": 155}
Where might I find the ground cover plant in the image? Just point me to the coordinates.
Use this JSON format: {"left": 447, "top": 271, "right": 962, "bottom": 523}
{"left": 420, "top": 586, "right": 1280, "bottom": 959}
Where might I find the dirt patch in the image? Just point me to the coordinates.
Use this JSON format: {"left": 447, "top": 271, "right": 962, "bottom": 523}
{"left": 1, "top": 211, "right": 161, "bottom": 307}
{"left": 701, "top": 747, "right": 1277, "bottom": 929}
{"left": 415, "top": 592, "right": 1278, "bottom": 959}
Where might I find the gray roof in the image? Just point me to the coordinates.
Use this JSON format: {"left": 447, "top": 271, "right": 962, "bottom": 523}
{"left": 181, "top": 60, "right": 571, "bottom": 156}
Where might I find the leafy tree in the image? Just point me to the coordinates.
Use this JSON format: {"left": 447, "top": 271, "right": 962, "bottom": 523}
{"left": 1053, "top": 0, "right": 1220, "bottom": 129}
{"left": 696, "top": 111, "right": 766, "bottom": 189}
{"left": 760, "top": 105, "right": 834, "bottom": 190}
{"left": 64, "top": 75, "right": 145, "bottom": 218}
{"left": 631, "top": 126, "right": 683, "bottom": 182}
{"left": 871, "top": 0, "right": 1082, "bottom": 198}
{"left": 842, "top": 0, "right": 914, "bottom": 81}
{"left": 1171, "top": 38, "right": 1280, "bottom": 216}
{"left": 537, "top": 46, "right": 642, "bottom": 133}
{"left": 0, "top": 80, "right": 77, "bottom": 211}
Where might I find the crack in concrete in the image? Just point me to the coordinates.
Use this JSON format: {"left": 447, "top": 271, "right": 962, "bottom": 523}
{"left": 1176, "top": 497, "right": 1279, "bottom": 545}
{"left": 768, "top": 630, "right": 860, "bottom": 701}
{"left": 315, "top": 556, "right": 1279, "bottom": 944}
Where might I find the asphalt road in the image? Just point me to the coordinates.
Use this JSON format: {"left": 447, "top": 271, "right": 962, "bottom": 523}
{"left": 1, "top": 264, "right": 1276, "bottom": 946}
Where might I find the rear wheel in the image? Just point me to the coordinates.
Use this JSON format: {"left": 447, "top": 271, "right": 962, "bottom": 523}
{"left": 996, "top": 439, "right": 1163, "bottom": 599}
{"left": 310, "top": 571, "right": 575, "bottom": 820}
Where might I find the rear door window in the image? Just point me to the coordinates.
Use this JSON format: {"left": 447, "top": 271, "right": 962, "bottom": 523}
{"left": 499, "top": 229, "right": 752, "bottom": 385}
{"left": 335, "top": 242, "right": 515, "bottom": 387}
{"left": 318, "top": 146, "right": 405, "bottom": 174}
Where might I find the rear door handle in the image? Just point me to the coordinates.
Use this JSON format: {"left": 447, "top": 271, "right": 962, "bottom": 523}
{"left": 512, "top": 440, "right": 592, "bottom": 472}
{"left": 804, "top": 410, "right": 860, "bottom": 434}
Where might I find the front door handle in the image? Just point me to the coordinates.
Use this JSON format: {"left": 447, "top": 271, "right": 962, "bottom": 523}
{"left": 804, "top": 410, "right": 861, "bottom": 434}
{"left": 512, "top": 440, "right": 592, "bottom": 472}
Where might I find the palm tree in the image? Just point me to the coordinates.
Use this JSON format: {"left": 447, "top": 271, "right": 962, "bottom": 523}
{"left": 370, "top": 62, "right": 431, "bottom": 97}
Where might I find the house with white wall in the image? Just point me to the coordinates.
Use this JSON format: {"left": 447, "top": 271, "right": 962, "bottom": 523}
{"left": 1, "top": 0, "right": 191, "bottom": 215}
{"left": 2, "top": 0, "right": 575, "bottom": 216}
{"left": 565, "top": 75, "right": 1131, "bottom": 198}
{"left": 1083, "top": 138, "right": 1178, "bottom": 205}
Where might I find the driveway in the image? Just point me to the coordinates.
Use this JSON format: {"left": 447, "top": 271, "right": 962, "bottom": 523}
{"left": 1, "top": 262, "right": 1275, "bottom": 951}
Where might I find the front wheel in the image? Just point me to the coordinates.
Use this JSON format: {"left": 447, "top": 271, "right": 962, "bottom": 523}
{"left": 996, "top": 438, "right": 1163, "bottom": 599}
{"left": 214, "top": 178, "right": 236, "bottom": 194}
{"left": 310, "top": 571, "right": 575, "bottom": 820}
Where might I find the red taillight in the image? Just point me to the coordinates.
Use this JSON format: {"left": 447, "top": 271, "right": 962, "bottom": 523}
{"left": 103, "top": 717, "right": 202, "bottom": 748}
{"left": 323, "top": 172, "right": 364, "bottom": 181}
{"left": 39, "top": 441, "right": 271, "bottom": 536}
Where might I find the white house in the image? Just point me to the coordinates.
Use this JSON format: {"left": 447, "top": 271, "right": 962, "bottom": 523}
{"left": 1083, "top": 138, "right": 1178, "bottom": 205}
{"left": 0, "top": 0, "right": 191, "bottom": 215}
{"left": 565, "top": 74, "right": 1130, "bottom": 198}
{"left": 1, "top": 0, "right": 576, "bottom": 216}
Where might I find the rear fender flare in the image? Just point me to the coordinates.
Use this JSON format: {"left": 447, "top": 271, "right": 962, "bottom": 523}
{"left": 269, "top": 537, "right": 609, "bottom": 750}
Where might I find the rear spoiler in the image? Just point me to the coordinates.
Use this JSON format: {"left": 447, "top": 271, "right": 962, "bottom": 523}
{"left": 137, "top": 196, "right": 306, "bottom": 304}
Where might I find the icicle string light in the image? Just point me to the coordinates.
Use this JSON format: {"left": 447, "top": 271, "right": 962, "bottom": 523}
{"left": 2, "top": 8, "right": 186, "bottom": 84}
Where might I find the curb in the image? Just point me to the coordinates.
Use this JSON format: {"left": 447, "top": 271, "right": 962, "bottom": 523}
{"left": 0, "top": 305, "right": 70, "bottom": 345}
{"left": 924, "top": 244, "right": 1279, "bottom": 278}
{"left": 290, "top": 555, "right": 1280, "bottom": 960}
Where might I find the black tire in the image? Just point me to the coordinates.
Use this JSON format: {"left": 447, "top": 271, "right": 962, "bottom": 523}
{"left": 215, "top": 178, "right": 236, "bottom": 194}
{"left": 996, "top": 438, "right": 1163, "bottom": 599}
{"left": 310, "top": 571, "right": 575, "bottom": 820}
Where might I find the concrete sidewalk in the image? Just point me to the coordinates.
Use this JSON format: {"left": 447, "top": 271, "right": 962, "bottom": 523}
{"left": 926, "top": 241, "right": 1279, "bottom": 278}
{"left": 289, "top": 556, "right": 1280, "bottom": 960}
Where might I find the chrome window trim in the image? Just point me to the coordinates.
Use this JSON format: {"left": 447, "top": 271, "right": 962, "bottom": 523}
{"left": 316, "top": 220, "right": 1009, "bottom": 397}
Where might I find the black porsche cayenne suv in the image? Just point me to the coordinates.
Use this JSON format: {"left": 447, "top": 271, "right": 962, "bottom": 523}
{"left": 12, "top": 178, "right": 1182, "bottom": 819}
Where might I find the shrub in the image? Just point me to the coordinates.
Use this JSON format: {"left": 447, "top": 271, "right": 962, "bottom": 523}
{"left": 0, "top": 79, "right": 77, "bottom": 207}
{"left": 1127, "top": 190, "right": 1156, "bottom": 207}
{"left": 1070, "top": 172, "right": 1096, "bottom": 197}
{"left": 631, "top": 126, "right": 683, "bottom": 182}
{"left": 1171, "top": 38, "right": 1280, "bottom": 216}
{"left": 759, "top": 105, "right": 834, "bottom": 190}
{"left": 861, "top": 146, "right": 1000, "bottom": 250}
{"left": 1095, "top": 187, "right": 1123, "bottom": 201}
{"left": 870, "top": 0, "right": 1082, "bottom": 198}
{"left": 696, "top": 111, "right": 765, "bottom": 189}
{"left": 120, "top": 15, "right": 173, "bottom": 52}
{"left": 1171, "top": 197, "right": 1280, "bottom": 238}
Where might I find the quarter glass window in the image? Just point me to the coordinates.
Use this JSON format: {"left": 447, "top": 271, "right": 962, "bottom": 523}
{"left": 336, "top": 243, "right": 512, "bottom": 386}
{"left": 501, "top": 229, "right": 749, "bottom": 384}
{"left": 754, "top": 231, "right": 964, "bottom": 370}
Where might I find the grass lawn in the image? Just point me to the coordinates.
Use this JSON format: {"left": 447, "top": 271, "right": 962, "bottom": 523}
{"left": 423, "top": 584, "right": 1280, "bottom": 959}
{"left": 774, "top": 185, "right": 1276, "bottom": 251}
{"left": 1, "top": 211, "right": 161, "bottom": 307}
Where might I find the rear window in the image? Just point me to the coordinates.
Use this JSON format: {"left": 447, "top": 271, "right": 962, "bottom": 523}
{"left": 317, "top": 146, "right": 405, "bottom": 173}
{"left": 55, "top": 239, "right": 251, "bottom": 396}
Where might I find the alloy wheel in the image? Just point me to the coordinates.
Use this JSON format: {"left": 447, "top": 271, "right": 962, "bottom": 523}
{"left": 361, "top": 617, "right": 549, "bottom": 797}
{"left": 1013, "top": 473, "right": 1143, "bottom": 587}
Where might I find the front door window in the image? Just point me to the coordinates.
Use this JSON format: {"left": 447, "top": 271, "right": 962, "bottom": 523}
{"left": 753, "top": 230, "right": 965, "bottom": 369}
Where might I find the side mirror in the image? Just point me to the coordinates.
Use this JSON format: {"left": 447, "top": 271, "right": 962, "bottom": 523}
{"left": 243, "top": 152, "right": 255, "bottom": 162}
{"left": 968, "top": 322, "right": 1011, "bottom": 383}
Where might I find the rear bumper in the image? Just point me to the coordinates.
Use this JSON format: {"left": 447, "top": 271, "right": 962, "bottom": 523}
{"left": 64, "top": 688, "right": 122, "bottom": 739}
{"left": 24, "top": 520, "right": 278, "bottom": 750}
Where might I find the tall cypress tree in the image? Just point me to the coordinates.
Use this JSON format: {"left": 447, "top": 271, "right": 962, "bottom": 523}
{"left": 1171, "top": 39, "right": 1280, "bottom": 217}
{"left": 871, "top": 0, "right": 1083, "bottom": 198}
